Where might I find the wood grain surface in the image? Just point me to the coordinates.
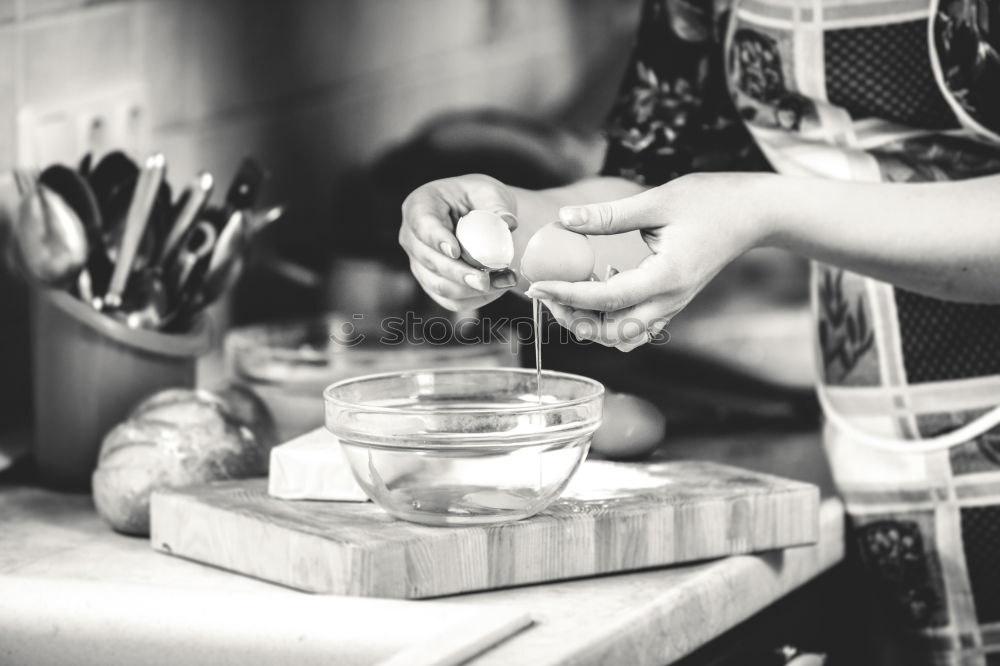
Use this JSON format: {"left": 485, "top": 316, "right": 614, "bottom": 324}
{"left": 151, "top": 461, "right": 819, "bottom": 598}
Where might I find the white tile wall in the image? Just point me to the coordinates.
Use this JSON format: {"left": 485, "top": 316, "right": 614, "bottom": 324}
{"left": 0, "top": 25, "right": 15, "bottom": 169}
{"left": 19, "top": 3, "right": 136, "bottom": 108}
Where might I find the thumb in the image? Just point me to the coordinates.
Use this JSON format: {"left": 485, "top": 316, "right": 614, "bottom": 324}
{"left": 558, "top": 189, "right": 663, "bottom": 235}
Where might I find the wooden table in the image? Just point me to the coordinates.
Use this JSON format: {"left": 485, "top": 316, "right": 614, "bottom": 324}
{"left": 0, "top": 429, "right": 845, "bottom": 665}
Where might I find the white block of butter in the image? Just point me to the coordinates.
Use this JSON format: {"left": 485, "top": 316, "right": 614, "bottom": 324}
{"left": 267, "top": 427, "right": 369, "bottom": 502}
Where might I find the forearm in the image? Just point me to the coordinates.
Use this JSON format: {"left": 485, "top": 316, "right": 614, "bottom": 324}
{"left": 753, "top": 173, "right": 1000, "bottom": 303}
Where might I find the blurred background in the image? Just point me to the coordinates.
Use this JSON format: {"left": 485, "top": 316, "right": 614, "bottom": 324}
{"left": 0, "top": 0, "right": 638, "bottom": 314}
{"left": 0, "top": 0, "right": 814, "bottom": 450}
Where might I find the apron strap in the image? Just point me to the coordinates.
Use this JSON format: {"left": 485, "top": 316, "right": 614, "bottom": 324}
{"left": 817, "top": 385, "right": 1000, "bottom": 453}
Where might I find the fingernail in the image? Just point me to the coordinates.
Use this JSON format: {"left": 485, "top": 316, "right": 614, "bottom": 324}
{"left": 490, "top": 271, "right": 517, "bottom": 289}
{"left": 526, "top": 287, "right": 551, "bottom": 300}
{"left": 463, "top": 273, "right": 489, "bottom": 292}
{"left": 440, "top": 242, "right": 459, "bottom": 259}
{"left": 559, "top": 206, "right": 588, "bottom": 227}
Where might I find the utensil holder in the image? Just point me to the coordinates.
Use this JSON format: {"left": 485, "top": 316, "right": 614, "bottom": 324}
{"left": 30, "top": 289, "right": 211, "bottom": 490}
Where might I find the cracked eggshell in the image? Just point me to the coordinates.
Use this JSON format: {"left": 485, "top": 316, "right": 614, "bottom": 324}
{"left": 520, "top": 222, "right": 595, "bottom": 283}
{"left": 455, "top": 210, "right": 514, "bottom": 270}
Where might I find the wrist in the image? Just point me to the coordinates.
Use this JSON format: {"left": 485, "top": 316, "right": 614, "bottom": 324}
{"left": 672, "top": 172, "right": 780, "bottom": 256}
{"left": 734, "top": 172, "right": 785, "bottom": 250}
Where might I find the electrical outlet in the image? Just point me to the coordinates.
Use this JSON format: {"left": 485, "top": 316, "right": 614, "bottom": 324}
{"left": 16, "top": 83, "right": 149, "bottom": 168}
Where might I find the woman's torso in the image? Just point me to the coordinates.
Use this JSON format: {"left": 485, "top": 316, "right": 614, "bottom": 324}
{"left": 601, "top": 1, "right": 1000, "bottom": 663}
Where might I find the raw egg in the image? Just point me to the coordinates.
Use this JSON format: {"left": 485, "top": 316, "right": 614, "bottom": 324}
{"left": 591, "top": 391, "right": 667, "bottom": 460}
{"left": 520, "top": 222, "right": 595, "bottom": 283}
{"left": 455, "top": 210, "right": 514, "bottom": 270}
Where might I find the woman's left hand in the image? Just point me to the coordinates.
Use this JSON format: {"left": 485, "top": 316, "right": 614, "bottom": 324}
{"left": 525, "top": 173, "right": 770, "bottom": 352}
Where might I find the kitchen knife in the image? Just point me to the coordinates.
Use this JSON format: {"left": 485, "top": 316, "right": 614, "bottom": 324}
{"left": 220, "top": 157, "right": 264, "bottom": 225}
{"left": 103, "top": 153, "right": 166, "bottom": 310}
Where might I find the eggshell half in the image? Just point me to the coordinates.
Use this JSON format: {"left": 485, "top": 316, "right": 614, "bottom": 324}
{"left": 455, "top": 210, "right": 514, "bottom": 270}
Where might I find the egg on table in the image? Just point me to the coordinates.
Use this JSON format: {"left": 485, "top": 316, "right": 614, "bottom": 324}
{"left": 520, "top": 222, "right": 595, "bottom": 283}
{"left": 455, "top": 210, "right": 515, "bottom": 270}
{"left": 591, "top": 391, "right": 667, "bottom": 460}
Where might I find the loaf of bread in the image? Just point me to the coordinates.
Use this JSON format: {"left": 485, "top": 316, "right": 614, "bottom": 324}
{"left": 92, "top": 386, "right": 276, "bottom": 536}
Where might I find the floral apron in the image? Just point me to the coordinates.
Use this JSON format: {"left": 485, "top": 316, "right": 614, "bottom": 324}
{"left": 601, "top": 0, "right": 1000, "bottom": 663}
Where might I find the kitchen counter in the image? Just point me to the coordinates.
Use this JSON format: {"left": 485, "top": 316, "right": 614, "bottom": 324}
{"left": 0, "top": 429, "right": 845, "bottom": 665}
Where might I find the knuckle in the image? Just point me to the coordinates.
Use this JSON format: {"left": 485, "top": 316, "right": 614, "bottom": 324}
{"left": 597, "top": 203, "right": 616, "bottom": 233}
{"left": 416, "top": 251, "right": 438, "bottom": 273}
{"left": 600, "top": 293, "right": 627, "bottom": 312}
{"left": 434, "top": 278, "right": 463, "bottom": 299}
{"left": 467, "top": 173, "right": 501, "bottom": 190}
{"left": 401, "top": 189, "right": 427, "bottom": 217}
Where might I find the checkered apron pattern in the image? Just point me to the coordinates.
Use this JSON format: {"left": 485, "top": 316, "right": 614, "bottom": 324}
{"left": 725, "top": 1, "right": 1000, "bottom": 663}
{"left": 601, "top": 0, "right": 1000, "bottom": 662}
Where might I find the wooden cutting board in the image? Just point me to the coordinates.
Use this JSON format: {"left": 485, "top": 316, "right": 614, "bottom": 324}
{"left": 150, "top": 461, "right": 819, "bottom": 599}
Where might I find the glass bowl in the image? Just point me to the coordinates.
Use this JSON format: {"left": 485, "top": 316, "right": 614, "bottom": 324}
{"left": 225, "top": 314, "right": 519, "bottom": 442}
{"left": 324, "top": 367, "right": 604, "bottom": 526}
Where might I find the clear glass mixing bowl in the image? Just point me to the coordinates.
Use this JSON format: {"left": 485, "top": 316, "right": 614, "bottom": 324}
{"left": 324, "top": 368, "right": 604, "bottom": 526}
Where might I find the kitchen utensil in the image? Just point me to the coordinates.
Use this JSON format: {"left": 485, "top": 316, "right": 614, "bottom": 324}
{"left": 104, "top": 153, "right": 165, "bottom": 310}
{"left": 39, "top": 165, "right": 102, "bottom": 242}
{"left": 38, "top": 164, "right": 109, "bottom": 299}
{"left": 220, "top": 157, "right": 264, "bottom": 223}
{"left": 224, "top": 316, "right": 519, "bottom": 441}
{"left": 246, "top": 204, "right": 285, "bottom": 236}
{"left": 76, "top": 268, "right": 96, "bottom": 306}
{"left": 169, "top": 223, "right": 215, "bottom": 298}
{"left": 259, "top": 254, "right": 323, "bottom": 288}
{"left": 98, "top": 177, "right": 136, "bottom": 263}
{"left": 193, "top": 209, "right": 245, "bottom": 308}
{"left": 124, "top": 270, "right": 170, "bottom": 330}
{"left": 101, "top": 174, "right": 171, "bottom": 273}
{"left": 87, "top": 151, "right": 149, "bottom": 280}
{"left": 78, "top": 152, "right": 92, "bottom": 177}
{"left": 87, "top": 151, "right": 138, "bottom": 227}
{"left": 159, "top": 171, "right": 213, "bottom": 265}
{"left": 14, "top": 180, "right": 89, "bottom": 287}
{"left": 144, "top": 177, "right": 174, "bottom": 266}
{"left": 31, "top": 288, "right": 210, "bottom": 490}
{"left": 324, "top": 367, "right": 604, "bottom": 525}
{"left": 150, "top": 460, "right": 820, "bottom": 598}
{"left": 206, "top": 209, "right": 244, "bottom": 279}
{"left": 161, "top": 221, "right": 217, "bottom": 328}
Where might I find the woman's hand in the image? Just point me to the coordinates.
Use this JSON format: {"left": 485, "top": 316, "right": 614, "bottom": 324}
{"left": 399, "top": 174, "right": 519, "bottom": 311}
{"left": 525, "top": 173, "right": 770, "bottom": 351}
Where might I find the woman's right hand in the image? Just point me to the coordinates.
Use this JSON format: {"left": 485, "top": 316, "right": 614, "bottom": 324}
{"left": 399, "top": 174, "right": 519, "bottom": 311}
